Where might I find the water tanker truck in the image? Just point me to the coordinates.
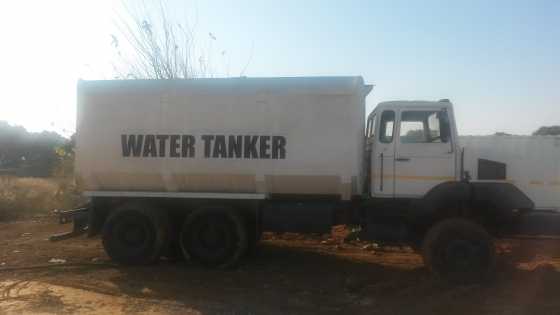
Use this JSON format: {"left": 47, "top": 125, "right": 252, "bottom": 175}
{"left": 56, "top": 77, "right": 560, "bottom": 282}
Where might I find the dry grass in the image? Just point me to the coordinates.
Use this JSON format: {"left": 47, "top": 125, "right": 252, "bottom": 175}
{"left": 0, "top": 176, "right": 85, "bottom": 221}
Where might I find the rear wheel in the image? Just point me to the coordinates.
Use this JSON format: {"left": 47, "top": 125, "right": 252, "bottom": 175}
{"left": 422, "top": 218, "right": 495, "bottom": 283}
{"left": 102, "top": 203, "right": 169, "bottom": 265}
{"left": 180, "top": 207, "right": 248, "bottom": 268}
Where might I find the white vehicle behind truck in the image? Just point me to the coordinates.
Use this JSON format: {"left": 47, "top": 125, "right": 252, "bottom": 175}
{"left": 460, "top": 135, "right": 560, "bottom": 211}
{"left": 55, "top": 77, "right": 560, "bottom": 283}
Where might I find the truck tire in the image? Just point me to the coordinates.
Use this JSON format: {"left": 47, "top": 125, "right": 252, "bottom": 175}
{"left": 102, "top": 203, "right": 169, "bottom": 265}
{"left": 422, "top": 218, "right": 495, "bottom": 283}
{"left": 180, "top": 207, "right": 248, "bottom": 268}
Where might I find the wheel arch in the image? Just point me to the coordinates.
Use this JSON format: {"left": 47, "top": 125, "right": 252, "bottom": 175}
{"left": 420, "top": 181, "right": 471, "bottom": 215}
{"left": 469, "top": 181, "right": 534, "bottom": 211}
{"left": 408, "top": 181, "right": 534, "bottom": 240}
{"left": 415, "top": 181, "right": 534, "bottom": 218}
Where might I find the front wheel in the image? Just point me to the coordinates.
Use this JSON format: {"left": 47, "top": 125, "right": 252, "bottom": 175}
{"left": 422, "top": 218, "right": 495, "bottom": 283}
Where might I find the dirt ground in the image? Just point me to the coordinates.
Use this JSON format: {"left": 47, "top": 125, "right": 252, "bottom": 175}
{"left": 1, "top": 218, "right": 560, "bottom": 314}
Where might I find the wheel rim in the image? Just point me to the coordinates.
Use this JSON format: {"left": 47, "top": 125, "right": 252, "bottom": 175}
{"left": 113, "top": 216, "right": 152, "bottom": 253}
{"left": 200, "top": 222, "right": 227, "bottom": 249}
{"left": 439, "top": 239, "right": 487, "bottom": 274}
{"left": 121, "top": 224, "right": 147, "bottom": 246}
{"left": 182, "top": 212, "right": 237, "bottom": 264}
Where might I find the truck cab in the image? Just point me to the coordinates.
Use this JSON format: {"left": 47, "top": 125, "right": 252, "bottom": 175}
{"left": 365, "top": 100, "right": 460, "bottom": 198}
{"left": 357, "top": 99, "right": 538, "bottom": 282}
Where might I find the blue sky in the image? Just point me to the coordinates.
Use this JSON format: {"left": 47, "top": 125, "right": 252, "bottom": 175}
{"left": 0, "top": 0, "right": 558, "bottom": 136}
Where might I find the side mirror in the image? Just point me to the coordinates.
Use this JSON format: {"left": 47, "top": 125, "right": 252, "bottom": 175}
{"left": 439, "top": 111, "right": 451, "bottom": 143}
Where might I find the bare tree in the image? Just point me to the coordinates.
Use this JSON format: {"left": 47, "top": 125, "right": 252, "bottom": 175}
{"left": 111, "top": 1, "right": 214, "bottom": 79}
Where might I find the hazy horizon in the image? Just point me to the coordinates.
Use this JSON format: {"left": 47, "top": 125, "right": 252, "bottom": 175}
{"left": 0, "top": 0, "right": 558, "bottom": 137}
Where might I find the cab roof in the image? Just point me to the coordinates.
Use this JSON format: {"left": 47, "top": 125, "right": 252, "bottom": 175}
{"left": 373, "top": 100, "right": 454, "bottom": 112}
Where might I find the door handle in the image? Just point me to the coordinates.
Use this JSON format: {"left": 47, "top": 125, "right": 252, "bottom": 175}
{"left": 395, "top": 157, "right": 410, "bottom": 162}
{"left": 379, "top": 152, "right": 384, "bottom": 191}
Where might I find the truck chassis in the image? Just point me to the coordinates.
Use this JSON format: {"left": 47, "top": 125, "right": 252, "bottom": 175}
{"left": 52, "top": 179, "right": 559, "bottom": 283}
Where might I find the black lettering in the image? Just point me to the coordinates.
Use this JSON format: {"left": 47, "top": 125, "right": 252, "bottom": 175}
{"left": 156, "top": 135, "right": 169, "bottom": 157}
{"left": 259, "top": 136, "right": 271, "bottom": 159}
{"left": 272, "top": 136, "right": 286, "bottom": 159}
{"left": 213, "top": 135, "right": 227, "bottom": 158}
{"left": 143, "top": 135, "right": 157, "bottom": 157}
{"left": 181, "top": 135, "right": 195, "bottom": 157}
{"left": 244, "top": 135, "right": 259, "bottom": 159}
{"left": 124, "top": 134, "right": 283, "bottom": 159}
{"left": 169, "top": 135, "right": 180, "bottom": 157}
{"left": 228, "top": 135, "right": 243, "bottom": 158}
{"left": 121, "top": 134, "right": 143, "bottom": 157}
{"left": 201, "top": 135, "right": 214, "bottom": 158}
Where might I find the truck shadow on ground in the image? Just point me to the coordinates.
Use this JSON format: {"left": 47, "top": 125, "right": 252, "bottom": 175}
{"left": 8, "top": 240, "right": 560, "bottom": 315}
{"left": 101, "top": 243, "right": 429, "bottom": 314}
{"left": 78, "top": 243, "right": 560, "bottom": 314}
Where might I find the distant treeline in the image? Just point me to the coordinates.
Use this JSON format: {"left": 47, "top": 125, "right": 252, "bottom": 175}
{"left": 533, "top": 126, "right": 560, "bottom": 136}
{"left": 494, "top": 126, "right": 560, "bottom": 137}
{"left": 0, "top": 121, "right": 73, "bottom": 177}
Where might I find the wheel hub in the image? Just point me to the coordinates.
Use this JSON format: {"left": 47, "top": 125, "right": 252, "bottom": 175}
{"left": 118, "top": 222, "right": 147, "bottom": 247}
{"left": 444, "top": 240, "right": 482, "bottom": 271}
{"left": 201, "top": 224, "right": 226, "bottom": 249}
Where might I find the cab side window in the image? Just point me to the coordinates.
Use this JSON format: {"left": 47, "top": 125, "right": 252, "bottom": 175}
{"left": 379, "top": 111, "right": 395, "bottom": 143}
{"left": 399, "top": 110, "right": 450, "bottom": 143}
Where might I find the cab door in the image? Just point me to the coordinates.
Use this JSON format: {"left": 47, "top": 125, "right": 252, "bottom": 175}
{"left": 371, "top": 110, "right": 396, "bottom": 197}
{"left": 394, "top": 108, "right": 456, "bottom": 197}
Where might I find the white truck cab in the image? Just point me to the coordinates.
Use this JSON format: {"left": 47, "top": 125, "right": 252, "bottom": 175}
{"left": 366, "top": 100, "right": 460, "bottom": 198}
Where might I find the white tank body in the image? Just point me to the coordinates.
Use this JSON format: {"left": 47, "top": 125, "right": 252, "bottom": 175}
{"left": 76, "top": 77, "right": 371, "bottom": 200}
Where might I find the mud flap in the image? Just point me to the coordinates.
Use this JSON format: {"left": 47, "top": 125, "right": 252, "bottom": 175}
{"left": 49, "top": 207, "right": 90, "bottom": 241}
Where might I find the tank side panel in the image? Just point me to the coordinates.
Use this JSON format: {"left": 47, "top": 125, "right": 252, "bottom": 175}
{"left": 75, "top": 78, "right": 365, "bottom": 200}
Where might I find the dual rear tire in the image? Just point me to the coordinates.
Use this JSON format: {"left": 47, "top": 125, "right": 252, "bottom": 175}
{"left": 102, "top": 203, "right": 249, "bottom": 268}
{"left": 102, "top": 203, "right": 169, "bottom": 265}
{"left": 180, "top": 207, "right": 248, "bottom": 268}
